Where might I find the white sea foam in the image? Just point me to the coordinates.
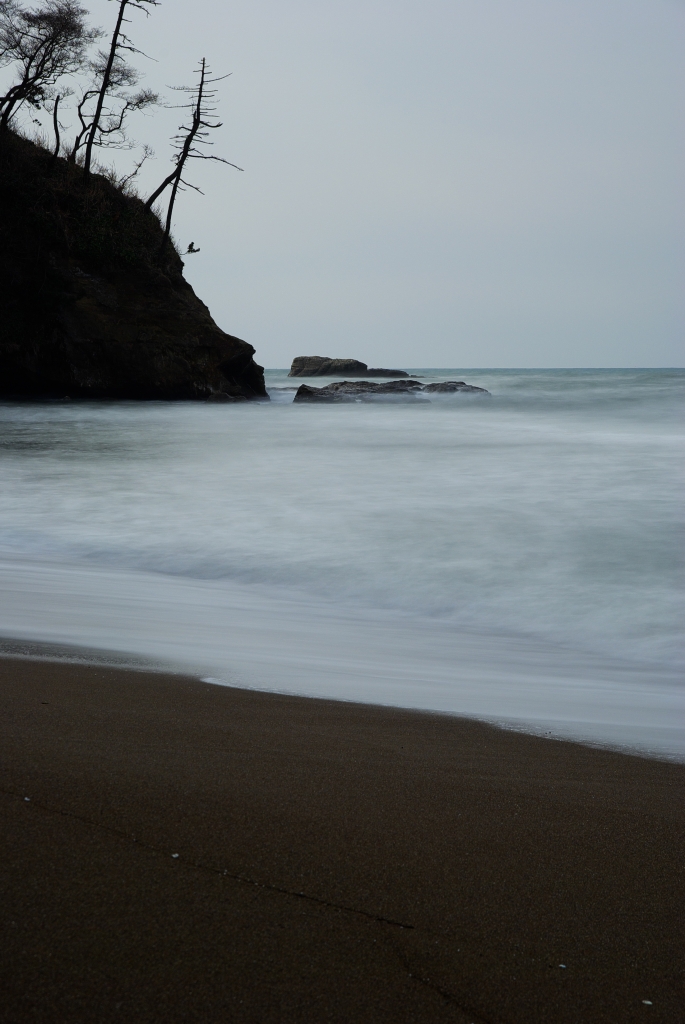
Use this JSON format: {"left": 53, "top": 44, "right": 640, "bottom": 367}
{"left": 0, "top": 369, "right": 683, "bottom": 757}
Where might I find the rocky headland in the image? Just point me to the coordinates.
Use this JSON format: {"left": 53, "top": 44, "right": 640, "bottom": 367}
{"left": 293, "top": 379, "right": 489, "bottom": 402}
{"left": 0, "top": 132, "right": 267, "bottom": 401}
{"left": 289, "top": 356, "right": 409, "bottom": 378}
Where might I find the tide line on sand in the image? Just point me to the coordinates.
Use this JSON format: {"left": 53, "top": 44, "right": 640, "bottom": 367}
{"left": 0, "top": 557, "right": 683, "bottom": 761}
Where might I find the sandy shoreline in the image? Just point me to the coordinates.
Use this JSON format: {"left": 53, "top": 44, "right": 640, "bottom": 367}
{"left": 1, "top": 656, "right": 683, "bottom": 1023}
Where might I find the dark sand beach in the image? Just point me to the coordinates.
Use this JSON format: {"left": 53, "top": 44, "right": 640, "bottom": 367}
{"left": 0, "top": 657, "right": 683, "bottom": 1023}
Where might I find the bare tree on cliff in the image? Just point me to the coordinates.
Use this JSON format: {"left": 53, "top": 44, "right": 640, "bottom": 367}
{"left": 0, "top": 0, "right": 95, "bottom": 131}
{"left": 68, "top": 50, "right": 156, "bottom": 165}
{"left": 46, "top": 87, "right": 67, "bottom": 160}
{"left": 145, "top": 58, "right": 242, "bottom": 255}
{"left": 81, "top": 0, "right": 158, "bottom": 178}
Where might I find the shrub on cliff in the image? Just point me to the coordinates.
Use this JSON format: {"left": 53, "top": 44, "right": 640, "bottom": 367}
{"left": 0, "top": 128, "right": 177, "bottom": 274}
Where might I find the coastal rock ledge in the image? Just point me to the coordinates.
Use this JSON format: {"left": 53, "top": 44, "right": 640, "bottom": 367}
{"left": 0, "top": 133, "right": 267, "bottom": 401}
{"left": 289, "top": 356, "right": 409, "bottom": 378}
{"left": 294, "top": 380, "right": 489, "bottom": 402}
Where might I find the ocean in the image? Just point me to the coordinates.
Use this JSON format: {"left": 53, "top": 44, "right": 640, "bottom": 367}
{"left": 1, "top": 368, "right": 682, "bottom": 758}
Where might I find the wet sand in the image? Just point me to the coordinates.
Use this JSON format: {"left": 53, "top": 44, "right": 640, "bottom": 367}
{"left": 0, "top": 657, "right": 683, "bottom": 1023}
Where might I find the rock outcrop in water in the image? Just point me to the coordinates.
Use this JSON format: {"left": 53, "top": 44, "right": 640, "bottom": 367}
{"left": 289, "top": 356, "right": 409, "bottom": 378}
{"left": 293, "top": 379, "right": 489, "bottom": 402}
{"left": 422, "top": 381, "right": 488, "bottom": 393}
{"left": 0, "top": 132, "right": 267, "bottom": 401}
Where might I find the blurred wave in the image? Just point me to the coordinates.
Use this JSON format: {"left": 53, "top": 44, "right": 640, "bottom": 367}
{"left": 0, "top": 369, "right": 682, "bottom": 755}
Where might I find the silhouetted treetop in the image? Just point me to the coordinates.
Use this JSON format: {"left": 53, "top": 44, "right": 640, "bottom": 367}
{"left": 0, "top": 0, "right": 96, "bottom": 130}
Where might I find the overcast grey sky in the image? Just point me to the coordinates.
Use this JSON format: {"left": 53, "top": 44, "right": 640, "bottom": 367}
{"left": 43, "top": 1, "right": 685, "bottom": 365}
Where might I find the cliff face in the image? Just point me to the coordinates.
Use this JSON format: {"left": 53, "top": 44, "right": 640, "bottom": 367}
{"left": 0, "top": 133, "right": 267, "bottom": 401}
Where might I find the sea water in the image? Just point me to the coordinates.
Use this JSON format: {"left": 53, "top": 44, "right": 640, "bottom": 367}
{"left": 0, "top": 369, "right": 682, "bottom": 757}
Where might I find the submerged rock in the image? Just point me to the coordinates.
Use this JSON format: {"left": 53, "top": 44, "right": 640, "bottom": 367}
{"left": 293, "top": 379, "right": 489, "bottom": 402}
{"left": 289, "top": 356, "right": 409, "bottom": 378}
{"left": 0, "top": 132, "right": 267, "bottom": 401}
{"left": 422, "top": 381, "right": 489, "bottom": 394}
{"left": 294, "top": 380, "right": 423, "bottom": 402}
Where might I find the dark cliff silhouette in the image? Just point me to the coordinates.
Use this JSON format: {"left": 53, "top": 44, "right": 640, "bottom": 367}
{"left": 0, "top": 131, "right": 266, "bottom": 400}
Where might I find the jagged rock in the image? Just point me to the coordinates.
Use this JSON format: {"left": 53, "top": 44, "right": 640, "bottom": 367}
{"left": 293, "top": 379, "right": 489, "bottom": 402}
{"left": 289, "top": 356, "right": 409, "bottom": 378}
{"left": 0, "top": 132, "right": 267, "bottom": 401}
{"left": 295, "top": 380, "right": 423, "bottom": 402}
{"left": 422, "top": 381, "right": 489, "bottom": 394}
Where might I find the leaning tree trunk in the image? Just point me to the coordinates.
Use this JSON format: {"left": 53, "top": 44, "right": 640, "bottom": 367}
{"left": 83, "top": 0, "right": 128, "bottom": 177}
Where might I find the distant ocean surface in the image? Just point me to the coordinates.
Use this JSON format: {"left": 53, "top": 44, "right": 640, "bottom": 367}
{"left": 1, "top": 369, "right": 683, "bottom": 757}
